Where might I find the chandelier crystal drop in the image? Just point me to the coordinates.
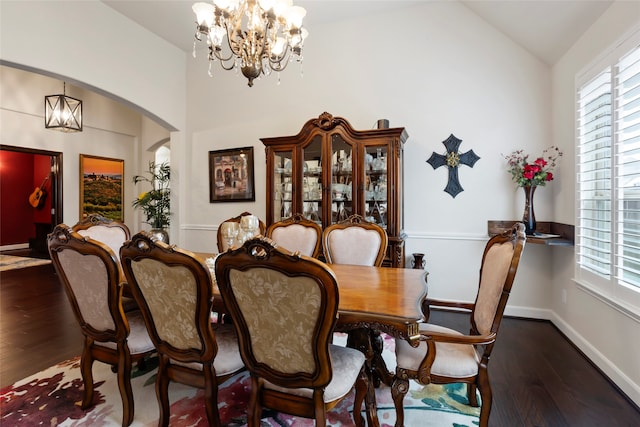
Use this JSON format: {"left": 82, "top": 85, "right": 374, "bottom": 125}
{"left": 192, "top": 0, "right": 308, "bottom": 87}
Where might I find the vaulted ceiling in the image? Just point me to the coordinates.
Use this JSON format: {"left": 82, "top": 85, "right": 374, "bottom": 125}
{"left": 102, "top": 0, "right": 613, "bottom": 66}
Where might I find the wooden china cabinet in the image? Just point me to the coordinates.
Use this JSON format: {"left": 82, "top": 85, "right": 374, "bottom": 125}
{"left": 261, "top": 112, "right": 409, "bottom": 267}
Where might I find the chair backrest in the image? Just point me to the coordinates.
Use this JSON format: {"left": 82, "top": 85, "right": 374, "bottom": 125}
{"left": 47, "top": 224, "right": 127, "bottom": 342}
{"left": 471, "top": 222, "right": 526, "bottom": 339}
{"left": 266, "top": 213, "right": 322, "bottom": 257}
{"left": 215, "top": 237, "right": 339, "bottom": 389}
{"left": 217, "top": 211, "right": 266, "bottom": 252}
{"left": 120, "top": 232, "right": 218, "bottom": 363}
{"left": 322, "top": 214, "right": 388, "bottom": 266}
{"left": 72, "top": 214, "right": 131, "bottom": 261}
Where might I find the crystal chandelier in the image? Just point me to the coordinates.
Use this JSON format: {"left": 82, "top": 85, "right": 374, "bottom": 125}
{"left": 192, "top": 0, "right": 308, "bottom": 87}
{"left": 44, "top": 82, "right": 83, "bottom": 132}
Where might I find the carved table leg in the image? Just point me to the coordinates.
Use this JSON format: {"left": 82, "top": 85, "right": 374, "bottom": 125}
{"left": 346, "top": 328, "right": 380, "bottom": 427}
{"left": 347, "top": 329, "right": 394, "bottom": 388}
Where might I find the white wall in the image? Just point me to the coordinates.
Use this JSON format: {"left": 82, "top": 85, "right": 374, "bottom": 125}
{"left": 550, "top": 1, "right": 640, "bottom": 406}
{"left": 0, "top": 0, "right": 177, "bottom": 233}
{"left": 0, "top": 64, "right": 172, "bottom": 230}
{"left": 0, "top": 0, "right": 185, "bottom": 132}
{"left": 182, "top": 1, "right": 554, "bottom": 309}
{"left": 0, "top": 66, "right": 140, "bottom": 226}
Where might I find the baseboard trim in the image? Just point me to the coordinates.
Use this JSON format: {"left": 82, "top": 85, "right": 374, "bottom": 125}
{"left": 0, "top": 243, "right": 29, "bottom": 251}
{"left": 549, "top": 312, "right": 640, "bottom": 408}
{"left": 504, "top": 306, "right": 553, "bottom": 320}
{"left": 473, "top": 304, "right": 640, "bottom": 408}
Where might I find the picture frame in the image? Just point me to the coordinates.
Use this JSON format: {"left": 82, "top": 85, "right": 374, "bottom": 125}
{"left": 79, "top": 154, "right": 124, "bottom": 221}
{"left": 209, "top": 147, "right": 255, "bottom": 203}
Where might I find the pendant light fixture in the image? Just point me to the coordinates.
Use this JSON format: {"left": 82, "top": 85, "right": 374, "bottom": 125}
{"left": 44, "top": 82, "right": 83, "bottom": 132}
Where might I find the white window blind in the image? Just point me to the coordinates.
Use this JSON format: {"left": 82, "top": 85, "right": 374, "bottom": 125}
{"left": 616, "top": 47, "right": 640, "bottom": 290}
{"left": 576, "top": 34, "right": 640, "bottom": 316}
{"left": 578, "top": 70, "right": 612, "bottom": 279}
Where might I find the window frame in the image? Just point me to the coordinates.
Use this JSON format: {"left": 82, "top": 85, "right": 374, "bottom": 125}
{"left": 575, "top": 26, "right": 640, "bottom": 320}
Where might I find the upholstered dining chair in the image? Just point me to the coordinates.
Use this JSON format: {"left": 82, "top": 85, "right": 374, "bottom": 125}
{"left": 322, "top": 214, "right": 388, "bottom": 267}
{"left": 72, "top": 214, "right": 131, "bottom": 261}
{"left": 265, "top": 212, "right": 322, "bottom": 257}
{"left": 217, "top": 211, "right": 266, "bottom": 252}
{"left": 215, "top": 237, "right": 377, "bottom": 427}
{"left": 72, "top": 214, "right": 137, "bottom": 311}
{"left": 120, "top": 232, "right": 245, "bottom": 427}
{"left": 47, "top": 224, "right": 155, "bottom": 427}
{"left": 392, "top": 222, "right": 526, "bottom": 427}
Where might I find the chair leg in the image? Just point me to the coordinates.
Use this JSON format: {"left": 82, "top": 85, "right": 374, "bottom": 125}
{"left": 352, "top": 367, "right": 367, "bottom": 427}
{"left": 313, "top": 394, "right": 327, "bottom": 427}
{"left": 391, "top": 374, "right": 410, "bottom": 427}
{"left": 477, "top": 368, "right": 492, "bottom": 427}
{"left": 80, "top": 344, "right": 95, "bottom": 409}
{"left": 467, "top": 383, "right": 479, "bottom": 407}
{"left": 247, "top": 375, "right": 262, "bottom": 427}
{"left": 156, "top": 356, "right": 171, "bottom": 427}
{"left": 116, "top": 346, "right": 134, "bottom": 427}
{"left": 203, "top": 365, "right": 221, "bottom": 427}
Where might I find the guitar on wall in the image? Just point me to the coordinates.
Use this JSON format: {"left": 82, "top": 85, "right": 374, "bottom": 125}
{"left": 29, "top": 175, "right": 50, "bottom": 209}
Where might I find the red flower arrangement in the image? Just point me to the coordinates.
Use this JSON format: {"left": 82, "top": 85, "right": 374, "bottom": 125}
{"left": 504, "top": 146, "right": 563, "bottom": 187}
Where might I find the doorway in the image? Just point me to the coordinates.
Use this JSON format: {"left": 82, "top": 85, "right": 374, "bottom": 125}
{"left": 0, "top": 145, "right": 63, "bottom": 256}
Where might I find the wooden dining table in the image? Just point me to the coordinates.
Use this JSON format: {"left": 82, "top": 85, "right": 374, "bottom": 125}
{"left": 328, "top": 263, "right": 428, "bottom": 341}
{"left": 327, "top": 264, "right": 429, "bottom": 388}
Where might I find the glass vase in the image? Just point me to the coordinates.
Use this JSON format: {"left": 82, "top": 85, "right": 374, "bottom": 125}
{"left": 150, "top": 228, "right": 169, "bottom": 244}
{"left": 522, "top": 185, "right": 537, "bottom": 235}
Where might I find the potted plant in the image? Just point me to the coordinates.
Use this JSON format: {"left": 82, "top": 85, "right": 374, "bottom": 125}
{"left": 132, "top": 161, "right": 171, "bottom": 242}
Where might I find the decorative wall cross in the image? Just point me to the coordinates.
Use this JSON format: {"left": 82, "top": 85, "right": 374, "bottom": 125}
{"left": 427, "top": 134, "right": 480, "bottom": 198}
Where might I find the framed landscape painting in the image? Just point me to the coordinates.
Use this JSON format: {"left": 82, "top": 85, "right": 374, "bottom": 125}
{"left": 79, "top": 154, "right": 124, "bottom": 221}
{"left": 209, "top": 147, "right": 255, "bottom": 202}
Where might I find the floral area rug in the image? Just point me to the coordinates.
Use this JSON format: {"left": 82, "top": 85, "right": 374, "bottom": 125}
{"left": 0, "top": 254, "right": 51, "bottom": 272}
{"left": 0, "top": 334, "right": 480, "bottom": 426}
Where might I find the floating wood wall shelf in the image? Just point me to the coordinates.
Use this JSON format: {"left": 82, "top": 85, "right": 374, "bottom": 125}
{"left": 488, "top": 221, "right": 574, "bottom": 246}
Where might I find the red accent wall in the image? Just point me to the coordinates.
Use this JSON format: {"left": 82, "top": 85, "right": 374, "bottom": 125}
{"left": 0, "top": 151, "right": 51, "bottom": 246}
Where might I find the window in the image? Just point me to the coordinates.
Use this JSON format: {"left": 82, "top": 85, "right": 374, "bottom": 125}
{"left": 155, "top": 145, "right": 170, "bottom": 167}
{"left": 576, "top": 31, "right": 640, "bottom": 317}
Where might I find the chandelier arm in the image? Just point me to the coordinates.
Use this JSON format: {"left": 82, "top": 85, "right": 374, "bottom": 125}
{"left": 194, "top": 24, "right": 204, "bottom": 42}
{"left": 217, "top": 58, "right": 238, "bottom": 71}
{"left": 210, "top": 44, "right": 236, "bottom": 64}
{"left": 267, "top": 55, "right": 289, "bottom": 72}
{"left": 255, "top": 31, "right": 269, "bottom": 68}
{"left": 208, "top": 45, "right": 236, "bottom": 71}
{"left": 267, "top": 39, "right": 293, "bottom": 72}
{"left": 224, "top": 28, "right": 245, "bottom": 59}
{"left": 223, "top": 0, "right": 247, "bottom": 58}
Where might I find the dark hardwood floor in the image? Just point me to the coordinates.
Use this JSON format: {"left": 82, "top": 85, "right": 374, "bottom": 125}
{"left": 0, "top": 261, "right": 82, "bottom": 388}
{"left": 1, "top": 253, "right": 639, "bottom": 426}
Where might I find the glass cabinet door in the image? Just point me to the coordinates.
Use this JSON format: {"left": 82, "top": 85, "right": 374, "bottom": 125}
{"left": 302, "top": 136, "right": 323, "bottom": 224}
{"left": 273, "top": 149, "right": 293, "bottom": 222}
{"left": 330, "top": 133, "right": 354, "bottom": 224}
{"left": 363, "top": 145, "right": 388, "bottom": 230}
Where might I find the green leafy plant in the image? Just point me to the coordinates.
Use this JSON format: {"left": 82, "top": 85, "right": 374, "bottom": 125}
{"left": 132, "top": 161, "right": 171, "bottom": 229}
{"left": 504, "top": 146, "right": 563, "bottom": 187}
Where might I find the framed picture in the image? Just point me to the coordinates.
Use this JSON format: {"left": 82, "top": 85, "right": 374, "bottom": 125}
{"left": 79, "top": 154, "right": 124, "bottom": 221}
{"left": 209, "top": 147, "right": 255, "bottom": 203}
